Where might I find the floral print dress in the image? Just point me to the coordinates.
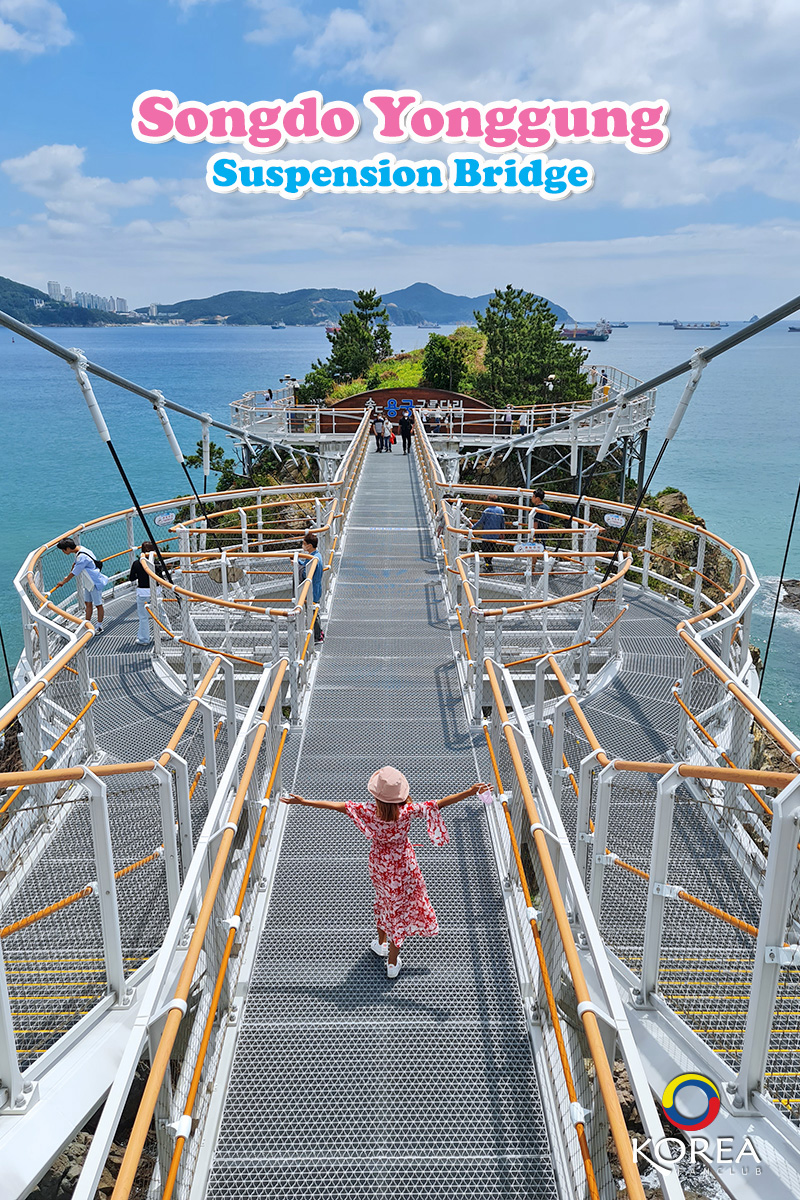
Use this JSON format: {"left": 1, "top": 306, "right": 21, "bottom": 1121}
{"left": 344, "top": 799, "right": 449, "bottom": 947}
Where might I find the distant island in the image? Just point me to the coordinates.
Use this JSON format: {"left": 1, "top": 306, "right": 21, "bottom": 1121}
{"left": 0, "top": 276, "right": 572, "bottom": 329}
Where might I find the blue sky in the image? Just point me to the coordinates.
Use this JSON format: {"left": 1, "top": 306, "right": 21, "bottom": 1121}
{"left": 1, "top": 0, "right": 799, "bottom": 318}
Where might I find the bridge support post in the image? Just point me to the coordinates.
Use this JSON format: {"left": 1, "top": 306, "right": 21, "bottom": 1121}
{"left": 588, "top": 764, "right": 616, "bottom": 921}
{"left": 152, "top": 762, "right": 182, "bottom": 915}
{"left": 734, "top": 775, "right": 800, "bottom": 1110}
{"left": 0, "top": 939, "right": 27, "bottom": 1113}
{"left": 82, "top": 769, "right": 127, "bottom": 1004}
{"left": 636, "top": 766, "right": 680, "bottom": 1007}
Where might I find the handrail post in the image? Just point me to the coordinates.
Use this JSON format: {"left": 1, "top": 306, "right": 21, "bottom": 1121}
{"left": 533, "top": 657, "right": 549, "bottom": 756}
{"left": 221, "top": 657, "right": 237, "bottom": 744}
{"left": 588, "top": 764, "right": 616, "bottom": 920}
{"left": 636, "top": 766, "right": 680, "bottom": 1007}
{"left": 550, "top": 694, "right": 570, "bottom": 811}
{"left": 197, "top": 699, "right": 219, "bottom": 794}
{"left": 493, "top": 610, "right": 504, "bottom": 661}
{"left": 20, "top": 594, "right": 36, "bottom": 676}
{"left": 162, "top": 751, "right": 194, "bottom": 873}
{"left": 575, "top": 750, "right": 601, "bottom": 887}
{"left": 0, "top": 939, "right": 27, "bottom": 1113}
{"left": 472, "top": 616, "right": 485, "bottom": 722}
{"left": 179, "top": 597, "right": 195, "bottom": 694}
{"left": 151, "top": 762, "right": 182, "bottom": 915}
{"left": 612, "top": 564, "right": 625, "bottom": 659}
{"left": 238, "top": 507, "right": 250, "bottom": 594}
{"left": 221, "top": 552, "right": 232, "bottom": 654}
{"left": 125, "top": 513, "right": 136, "bottom": 571}
{"left": 692, "top": 533, "right": 706, "bottom": 614}
{"left": 641, "top": 516, "right": 653, "bottom": 590}
{"left": 577, "top": 592, "right": 593, "bottom": 694}
{"left": 82, "top": 769, "right": 127, "bottom": 1003}
{"left": 734, "top": 775, "right": 800, "bottom": 1110}
{"left": 287, "top": 610, "right": 300, "bottom": 720}
{"left": 76, "top": 644, "right": 97, "bottom": 757}
{"left": 675, "top": 642, "right": 696, "bottom": 757}
{"left": 179, "top": 527, "right": 193, "bottom": 592}
{"left": 150, "top": 572, "right": 163, "bottom": 661}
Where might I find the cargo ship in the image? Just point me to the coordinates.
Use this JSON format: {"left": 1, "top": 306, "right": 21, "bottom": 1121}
{"left": 559, "top": 319, "right": 611, "bottom": 341}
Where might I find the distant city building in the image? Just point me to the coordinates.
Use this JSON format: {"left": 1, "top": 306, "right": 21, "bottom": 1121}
{"left": 149, "top": 303, "right": 159, "bottom": 318}
{"left": 63, "top": 286, "right": 73, "bottom": 305}
{"left": 115, "top": 298, "right": 128, "bottom": 313}
{"left": 47, "top": 281, "right": 62, "bottom": 302}
{"left": 33, "top": 299, "right": 46, "bottom": 309}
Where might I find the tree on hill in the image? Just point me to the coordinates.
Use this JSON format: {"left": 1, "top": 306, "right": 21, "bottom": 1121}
{"left": 421, "top": 333, "right": 468, "bottom": 391}
{"left": 475, "top": 285, "right": 592, "bottom": 407}
{"left": 299, "top": 288, "right": 392, "bottom": 398}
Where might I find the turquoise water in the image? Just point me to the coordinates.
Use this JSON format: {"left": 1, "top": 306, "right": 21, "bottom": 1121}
{"left": 1, "top": 322, "right": 798, "bottom": 724}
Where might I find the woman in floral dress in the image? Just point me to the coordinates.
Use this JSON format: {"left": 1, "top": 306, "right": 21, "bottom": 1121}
{"left": 282, "top": 766, "right": 488, "bottom": 978}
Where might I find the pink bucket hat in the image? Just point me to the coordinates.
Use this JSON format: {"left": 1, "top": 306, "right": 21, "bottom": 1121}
{"left": 367, "top": 766, "right": 410, "bottom": 804}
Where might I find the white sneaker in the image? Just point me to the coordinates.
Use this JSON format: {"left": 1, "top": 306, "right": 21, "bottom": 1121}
{"left": 370, "top": 938, "right": 389, "bottom": 958}
{"left": 95, "top": 623, "right": 103, "bottom": 633}
{"left": 387, "top": 956, "right": 403, "bottom": 979}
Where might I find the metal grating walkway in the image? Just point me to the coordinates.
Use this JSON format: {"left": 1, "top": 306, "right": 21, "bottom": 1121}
{"left": 205, "top": 448, "right": 558, "bottom": 1199}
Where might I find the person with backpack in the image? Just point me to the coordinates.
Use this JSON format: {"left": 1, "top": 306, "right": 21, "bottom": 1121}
{"left": 282, "top": 767, "right": 489, "bottom": 978}
{"left": 52, "top": 538, "right": 110, "bottom": 632}
{"left": 128, "top": 541, "right": 166, "bottom": 645}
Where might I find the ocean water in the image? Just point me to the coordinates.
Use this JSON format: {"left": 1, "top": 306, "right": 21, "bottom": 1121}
{"left": 1, "top": 321, "right": 798, "bottom": 725}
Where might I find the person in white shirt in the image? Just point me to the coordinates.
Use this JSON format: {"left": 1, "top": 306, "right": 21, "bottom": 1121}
{"left": 52, "top": 538, "right": 110, "bottom": 632}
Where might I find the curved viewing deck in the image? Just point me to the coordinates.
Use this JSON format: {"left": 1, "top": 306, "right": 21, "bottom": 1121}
{"left": 1, "top": 400, "right": 800, "bottom": 1200}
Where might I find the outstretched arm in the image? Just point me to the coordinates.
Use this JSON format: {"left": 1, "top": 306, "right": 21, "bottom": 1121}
{"left": 281, "top": 793, "right": 348, "bottom": 813}
{"left": 436, "top": 783, "right": 489, "bottom": 810}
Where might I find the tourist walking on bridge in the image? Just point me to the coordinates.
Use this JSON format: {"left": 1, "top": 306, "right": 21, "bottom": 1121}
{"left": 282, "top": 767, "right": 488, "bottom": 978}
{"left": 129, "top": 541, "right": 165, "bottom": 645}
{"left": 470, "top": 493, "right": 506, "bottom": 573}
{"left": 399, "top": 410, "right": 413, "bottom": 454}
{"left": 371, "top": 411, "right": 385, "bottom": 452}
{"left": 52, "top": 538, "right": 109, "bottom": 632}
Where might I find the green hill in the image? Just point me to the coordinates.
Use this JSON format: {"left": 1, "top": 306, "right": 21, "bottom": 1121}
{"left": 0, "top": 275, "right": 129, "bottom": 326}
{"left": 384, "top": 282, "right": 572, "bottom": 324}
{"left": 140, "top": 288, "right": 425, "bottom": 327}
{"left": 139, "top": 284, "right": 572, "bottom": 326}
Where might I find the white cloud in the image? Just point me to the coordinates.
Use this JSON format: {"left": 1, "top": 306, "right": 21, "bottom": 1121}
{"left": 170, "top": 0, "right": 228, "bottom": 11}
{"left": 1, "top": 144, "right": 162, "bottom": 222}
{"left": 0, "top": 0, "right": 72, "bottom": 54}
{"left": 270, "top": 0, "right": 800, "bottom": 210}
{"left": 246, "top": 0, "right": 308, "bottom": 45}
{"left": 1, "top": 142, "right": 797, "bottom": 318}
